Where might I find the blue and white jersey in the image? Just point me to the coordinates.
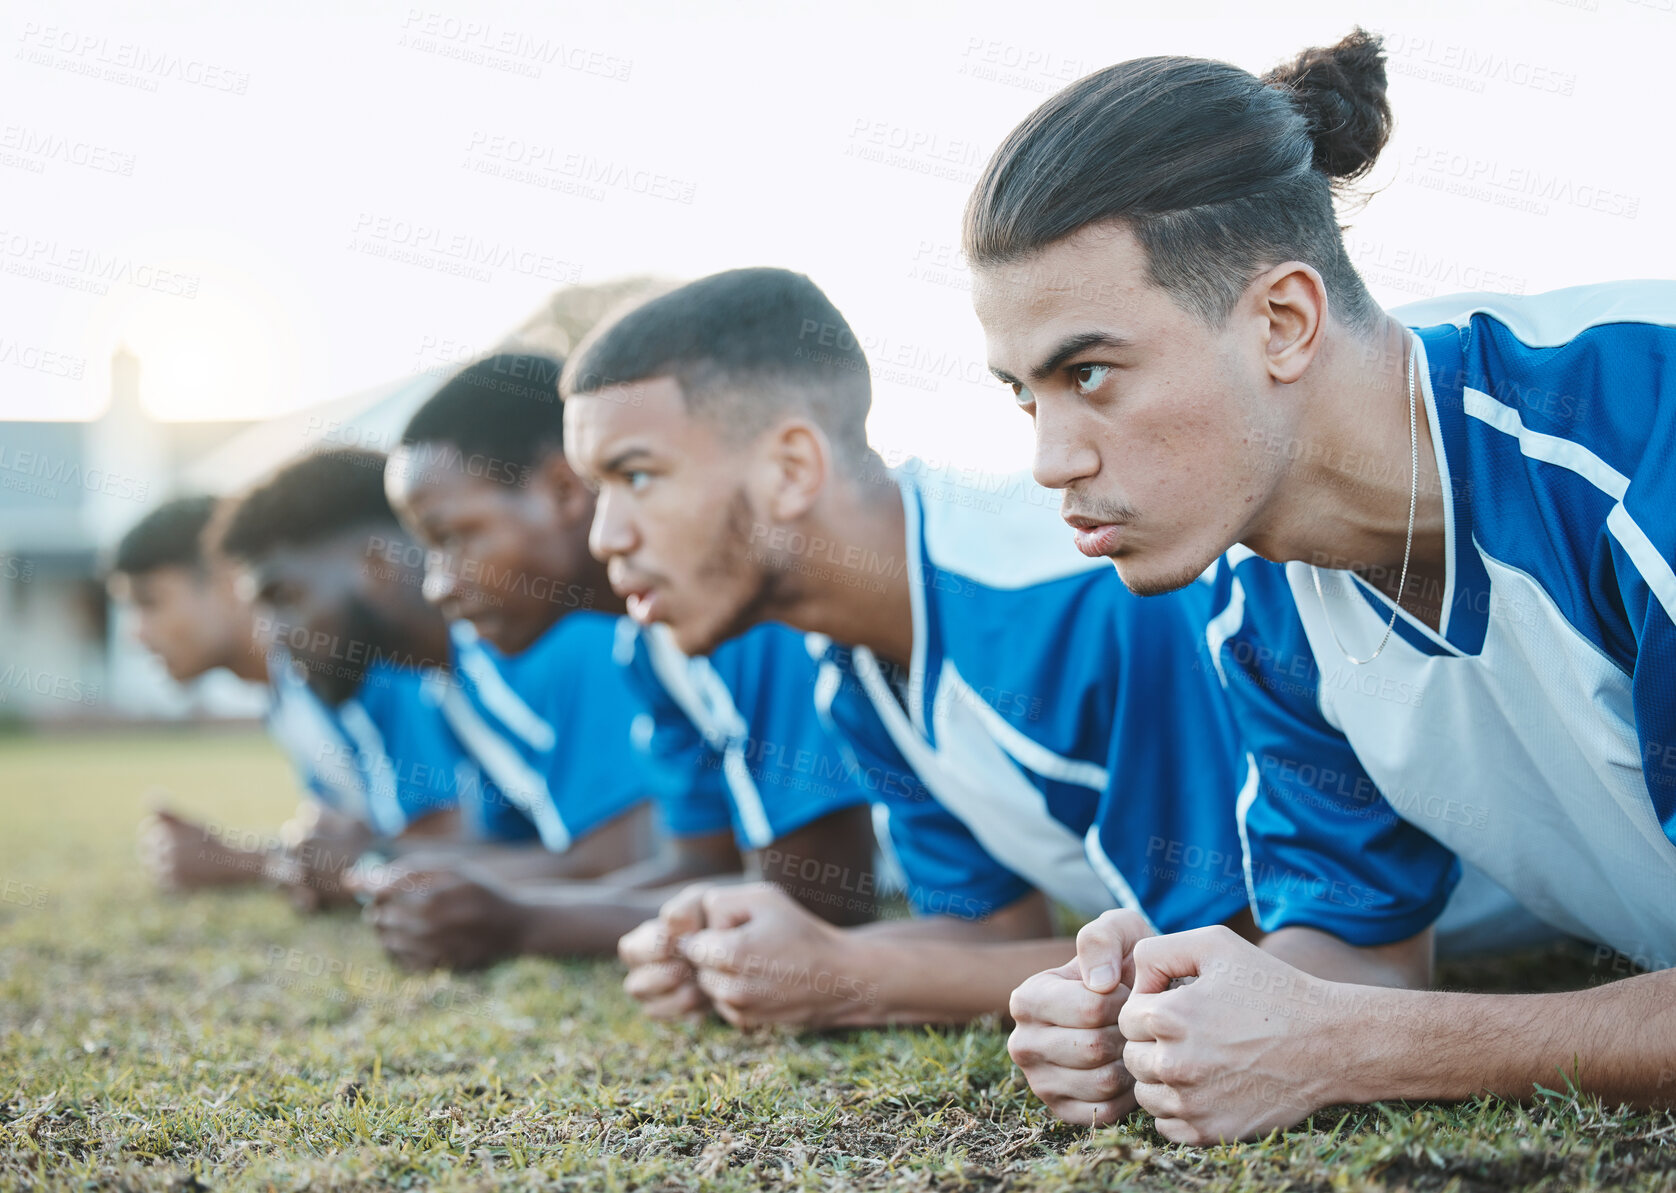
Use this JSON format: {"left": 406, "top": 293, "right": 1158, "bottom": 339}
{"left": 264, "top": 650, "right": 367, "bottom": 817}
{"left": 1210, "top": 281, "right": 1676, "bottom": 968}
{"left": 324, "top": 659, "right": 478, "bottom": 837}
{"left": 816, "top": 466, "right": 1248, "bottom": 930}
{"left": 628, "top": 621, "right": 871, "bottom": 851}
{"left": 443, "top": 614, "right": 656, "bottom": 852}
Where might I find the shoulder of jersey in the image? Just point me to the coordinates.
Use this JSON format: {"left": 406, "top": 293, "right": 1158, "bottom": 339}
{"left": 1391, "top": 280, "right": 1676, "bottom": 345}
{"left": 900, "top": 463, "right": 1109, "bottom": 590}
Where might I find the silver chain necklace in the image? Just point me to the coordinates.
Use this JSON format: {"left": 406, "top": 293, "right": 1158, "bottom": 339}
{"left": 1311, "top": 334, "right": 1419, "bottom": 666}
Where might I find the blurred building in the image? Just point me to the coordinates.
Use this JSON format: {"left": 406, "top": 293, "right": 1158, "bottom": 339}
{"left": 0, "top": 275, "right": 670, "bottom": 725}
{"left": 0, "top": 350, "right": 444, "bottom": 725}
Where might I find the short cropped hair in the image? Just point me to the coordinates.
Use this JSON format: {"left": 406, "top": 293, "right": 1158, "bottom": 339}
{"left": 401, "top": 353, "right": 566, "bottom": 486}
{"left": 111, "top": 495, "right": 218, "bottom": 576}
{"left": 215, "top": 448, "right": 397, "bottom": 564}
{"left": 563, "top": 267, "right": 872, "bottom": 463}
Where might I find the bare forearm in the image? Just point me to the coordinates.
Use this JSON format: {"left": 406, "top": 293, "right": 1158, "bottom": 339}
{"left": 394, "top": 842, "right": 584, "bottom": 882}
{"left": 850, "top": 891, "right": 1056, "bottom": 945}
{"left": 1334, "top": 970, "right": 1676, "bottom": 1108}
{"left": 833, "top": 936, "right": 1075, "bottom": 1027}
{"left": 510, "top": 885, "right": 686, "bottom": 958}
{"left": 598, "top": 850, "right": 741, "bottom": 892}
{"left": 199, "top": 842, "right": 274, "bottom": 885}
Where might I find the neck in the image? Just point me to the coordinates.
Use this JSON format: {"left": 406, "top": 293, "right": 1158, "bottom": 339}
{"left": 760, "top": 465, "right": 915, "bottom": 668}
{"left": 1245, "top": 315, "right": 1451, "bottom": 620}
{"left": 224, "top": 609, "right": 269, "bottom": 683}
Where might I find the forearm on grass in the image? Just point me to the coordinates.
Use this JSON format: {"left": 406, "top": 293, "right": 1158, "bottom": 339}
{"left": 850, "top": 890, "right": 1056, "bottom": 944}
{"left": 504, "top": 881, "right": 716, "bottom": 959}
{"left": 1326, "top": 968, "right": 1676, "bottom": 1109}
{"left": 830, "top": 932, "right": 1077, "bottom": 1027}
{"left": 199, "top": 841, "right": 275, "bottom": 884}
{"left": 822, "top": 893, "right": 1066, "bottom": 1025}
{"left": 593, "top": 830, "right": 742, "bottom": 891}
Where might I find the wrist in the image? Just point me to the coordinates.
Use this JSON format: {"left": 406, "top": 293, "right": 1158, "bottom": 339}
{"left": 823, "top": 930, "right": 887, "bottom": 1028}
{"left": 1317, "top": 982, "right": 1419, "bottom": 1105}
{"left": 507, "top": 892, "right": 543, "bottom": 956}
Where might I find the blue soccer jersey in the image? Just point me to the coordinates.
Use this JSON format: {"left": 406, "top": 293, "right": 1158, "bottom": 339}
{"left": 324, "top": 659, "right": 479, "bottom": 836}
{"left": 815, "top": 465, "right": 1249, "bottom": 931}
{"left": 627, "top": 621, "right": 871, "bottom": 851}
{"left": 264, "top": 650, "right": 369, "bottom": 818}
{"left": 443, "top": 614, "right": 657, "bottom": 851}
{"left": 1209, "top": 281, "right": 1676, "bottom": 968}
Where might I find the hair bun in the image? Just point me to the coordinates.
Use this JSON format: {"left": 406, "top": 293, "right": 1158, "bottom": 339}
{"left": 1262, "top": 27, "right": 1392, "bottom": 183}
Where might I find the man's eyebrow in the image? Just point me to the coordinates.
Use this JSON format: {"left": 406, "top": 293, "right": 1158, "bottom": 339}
{"left": 999, "top": 331, "right": 1132, "bottom": 386}
{"left": 602, "top": 446, "right": 654, "bottom": 474}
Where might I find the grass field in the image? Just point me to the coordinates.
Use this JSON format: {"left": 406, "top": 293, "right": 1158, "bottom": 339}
{"left": 1, "top": 730, "right": 1673, "bottom": 1192}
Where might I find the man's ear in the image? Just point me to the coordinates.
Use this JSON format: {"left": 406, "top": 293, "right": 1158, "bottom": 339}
{"left": 534, "top": 450, "right": 594, "bottom": 524}
{"left": 760, "top": 419, "right": 828, "bottom": 523}
{"left": 1253, "top": 262, "right": 1328, "bottom": 386}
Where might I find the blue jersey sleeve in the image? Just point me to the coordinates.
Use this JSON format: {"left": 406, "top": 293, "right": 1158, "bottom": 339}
{"left": 445, "top": 616, "right": 655, "bottom": 851}
{"left": 1611, "top": 412, "right": 1676, "bottom": 839}
{"left": 338, "top": 664, "right": 471, "bottom": 836}
{"left": 815, "top": 651, "right": 1031, "bottom": 920}
{"left": 263, "top": 654, "right": 366, "bottom": 816}
{"left": 1211, "top": 553, "right": 1461, "bottom": 945}
{"left": 628, "top": 624, "right": 869, "bottom": 851}
{"left": 1084, "top": 580, "right": 1251, "bottom": 934}
{"left": 620, "top": 632, "right": 738, "bottom": 839}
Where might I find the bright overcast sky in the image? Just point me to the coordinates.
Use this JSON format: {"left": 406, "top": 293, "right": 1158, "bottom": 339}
{"left": 3, "top": 0, "right": 1672, "bottom": 471}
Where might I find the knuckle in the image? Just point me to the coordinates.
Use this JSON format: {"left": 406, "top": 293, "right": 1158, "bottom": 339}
{"left": 1083, "top": 1028, "right": 1125, "bottom": 1065}
{"left": 1068, "top": 991, "right": 1117, "bottom": 1031}
{"left": 1092, "top": 1060, "right": 1131, "bottom": 1097}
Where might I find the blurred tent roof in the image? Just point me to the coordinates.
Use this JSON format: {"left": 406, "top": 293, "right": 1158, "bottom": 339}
{"left": 180, "top": 369, "right": 445, "bottom": 495}
{"left": 182, "top": 274, "right": 675, "bottom": 495}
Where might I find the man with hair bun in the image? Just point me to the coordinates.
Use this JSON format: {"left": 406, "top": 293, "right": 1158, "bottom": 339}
{"left": 968, "top": 27, "right": 1675, "bottom": 1141}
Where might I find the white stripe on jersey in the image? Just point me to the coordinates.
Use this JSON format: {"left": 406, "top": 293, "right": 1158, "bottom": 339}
{"left": 1463, "top": 388, "right": 1629, "bottom": 499}
{"left": 1392, "top": 279, "right": 1676, "bottom": 347}
{"left": 1607, "top": 504, "right": 1676, "bottom": 626}
{"left": 438, "top": 682, "right": 571, "bottom": 852}
{"left": 336, "top": 699, "right": 406, "bottom": 837}
{"left": 1082, "top": 825, "right": 1160, "bottom": 934}
{"left": 945, "top": 664, "right": 1108, "bottom": 791}
{"left": 641, "top": 624, "right": 773, "bottom": 849}
{"left": 852, "top": 645, "right": 1116, "bottom": 918}
{"left": 450, "top": 623, "right": 557, "bottom": 753}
